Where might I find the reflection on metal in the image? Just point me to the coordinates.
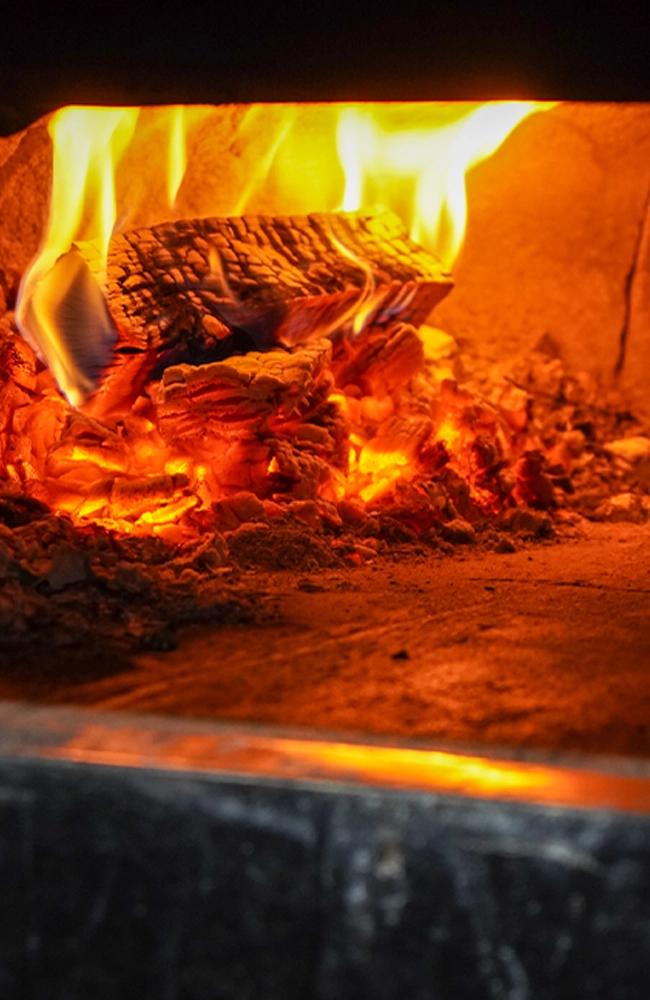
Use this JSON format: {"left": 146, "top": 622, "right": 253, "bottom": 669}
{"left": 1, "top": 701, "right": 650, "bottom": 814}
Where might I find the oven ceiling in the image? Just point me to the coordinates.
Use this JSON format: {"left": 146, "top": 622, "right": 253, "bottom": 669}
{"left": 2, "top": 3, "right": 650, "bottom": 133}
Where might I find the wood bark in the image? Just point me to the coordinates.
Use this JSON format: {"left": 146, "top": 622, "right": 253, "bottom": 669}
{"left": 97, "top": 208, "right": 453, "bottom": 356}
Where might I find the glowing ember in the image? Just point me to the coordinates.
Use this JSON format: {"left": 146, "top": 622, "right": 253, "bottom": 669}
{"left": 4, "top": 101, "right": 556, "bottom": 542}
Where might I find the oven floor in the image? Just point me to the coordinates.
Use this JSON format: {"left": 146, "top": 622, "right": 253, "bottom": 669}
{"left": 3, "top": 521, "right": 650, "bottom": 759}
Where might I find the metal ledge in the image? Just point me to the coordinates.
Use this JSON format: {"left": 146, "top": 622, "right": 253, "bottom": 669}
{"left": 2, "top": 701, "right": 650, "bottom": 814}
{"left": 2, "top": 701, "right": 650, "bottom": 998}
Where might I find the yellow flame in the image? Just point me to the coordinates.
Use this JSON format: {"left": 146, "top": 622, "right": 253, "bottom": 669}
{"left": 322, "top": 219, "right": 381, "bottom": 337}
{"left": 167, "top": 105, "right": 187, "bottom": 208}
{"left": 40, "top": 106, "right": 137, "bottom": 283}
{"left": 337, "top": 102, "right": 546, "bottom": 266}
{"left": 232, "top": 106, "right": 297, "bottom": 216}
{"left": 14, "top": 100, "right": 553, "bottom": 412}
{"left": 17, "top": 106, "right": 138, "bottom": 405}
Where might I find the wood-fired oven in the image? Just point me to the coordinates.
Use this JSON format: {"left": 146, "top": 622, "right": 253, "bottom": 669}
{"left": 3, "top": 9, "right": 650, "bottom": 997}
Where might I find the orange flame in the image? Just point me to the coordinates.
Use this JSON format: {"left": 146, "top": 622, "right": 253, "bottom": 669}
{"left": 15, "top": 101, "right": 550, "bottom": 410}
{"left": 16, "top": 108, "right": 139, "bottom": 405}
{"left": 15, "top": 105, "right": 197, "bottom": 408}
{"left": 337, "top": 102, "right": 547, "bottom": 266}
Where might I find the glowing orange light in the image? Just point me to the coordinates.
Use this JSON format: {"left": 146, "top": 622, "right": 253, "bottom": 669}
{"left": 360, "top": 395, "right": 394, "bottom": 424}
{"left": 295, "top": 741, "right": 548, "bottom": 797}
{"left": 164, "top": 457, "right": 192, "bottom": 476}
{"left": 48, "top": 727, "right": 650, "bottom": 816}
{"left": 358, "top": 445, "right": 409, "bottom": 476}
{"left": 435, "top": 417, "right": 463, "bottom": 451}
{"left": 139, "top": 494, "right": 198, "bottom": 525}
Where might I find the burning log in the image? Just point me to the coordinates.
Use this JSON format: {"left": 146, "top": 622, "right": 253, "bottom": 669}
{"left": 155, "top": 339, "right": 347, "bottom": 495}
{"left": 97, "top": 208, "right": 453, "bottom": 358}
{"left": 156, "top": 339, "right": 334, "bottom": 441}
{"left": 332, "top": 321, "right": 425, "bottom": 396}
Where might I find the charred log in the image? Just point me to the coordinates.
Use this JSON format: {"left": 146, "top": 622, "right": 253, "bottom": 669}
{"left": 155, "top": 339, "right": 334, "bottom": 442}
{"left": 332, "top": 321, "right": 425, "bottom": 396}
{"left": 97, "top": 208, "right": 453, "bottom": 358}
{"left": 154, "top": 339, "right": 345, "bottom": 496}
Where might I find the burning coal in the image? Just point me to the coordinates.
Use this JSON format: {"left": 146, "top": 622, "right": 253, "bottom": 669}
{"left": 2, "top": 101, "right": 557, "bottom": 543}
